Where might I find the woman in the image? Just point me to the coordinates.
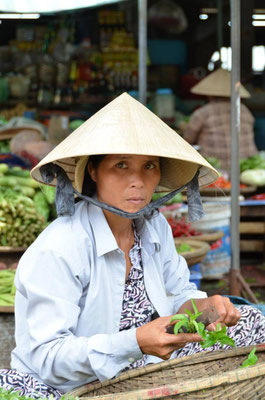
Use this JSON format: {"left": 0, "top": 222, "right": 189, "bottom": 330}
{"left": 0, "top": 93, "right": 264, "bottom": 399}
{"left": 183, "top": 68, "right": 257, "bottom": 171}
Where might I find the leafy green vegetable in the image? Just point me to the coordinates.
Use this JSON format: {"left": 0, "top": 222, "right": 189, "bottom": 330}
{"left": 170, "top": 299, "right": 203, "bottom": 334}
{"left": 240, "top": 154, "right": 265, "bottom": 173}
{"left": 6, "top": 167, "right": 31, "bottom": 178}
{"left": 40, "top": 184, "right": 56, "bottom": 205}
{"left": 33, "top": 192, "right": 50, "bottom": 222}
{"left": 0, "top": 140, "right": 10, "bottom": 153}
{"left": 151, "top": 192, "right": 182, "bottom": 205}
{"left": 200, "top": 324, "right": 235, "bottom": 348}
{"left": 175, "top": 243, "right": 192, "bottom": 253}
{"left": 240, "top": 347, "right": 258, "bottom": 368}
{"left": 0, "top": 388, "right": 80, "bottom": 399}
{"left": 205, "top": 156, "right": 221, "bottom": 170}
{"left": 170, "top": 299, "right": 235, "bottom": 348}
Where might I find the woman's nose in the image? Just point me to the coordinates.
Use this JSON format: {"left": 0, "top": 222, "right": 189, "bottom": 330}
{"left": 129, "top": 171, "right": 144, "bottom": 188}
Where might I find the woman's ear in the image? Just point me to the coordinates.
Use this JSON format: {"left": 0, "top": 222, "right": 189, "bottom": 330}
{"left": 87, "top": 162, "right": 96, "bottom": 182}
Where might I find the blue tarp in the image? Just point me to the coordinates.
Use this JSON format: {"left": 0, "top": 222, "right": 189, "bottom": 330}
{"left": 225, "top": 295, "right": 265, "bottom": 316}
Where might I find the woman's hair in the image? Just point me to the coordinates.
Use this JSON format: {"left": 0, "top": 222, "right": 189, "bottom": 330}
{"left": 81, "top": 155, "right": 106, "bottom": 196}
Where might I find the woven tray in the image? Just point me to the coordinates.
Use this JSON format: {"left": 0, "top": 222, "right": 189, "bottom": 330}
{"left": 68, "top": 344, "right": 265, "bottom": 399}
{"left": 199, "top": 185, "right": 257, "bottom": 196}
{"left": 190, "top": 230, "right": 224, "bottom": 244}
{"left": 174, "top": 239, "right": 210, "bottom": 266}
{"left": 0, "top": 246, "right": 27, "bottom": 253}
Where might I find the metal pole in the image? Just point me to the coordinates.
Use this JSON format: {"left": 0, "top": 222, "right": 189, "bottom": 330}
{"left": 138, "top": 0, "right": 147, "bottom": 105}
{"left": 229, "top": 0, "right": 241, "bottom": 295}
{"left": 217, "top": 0, "right": 223, "bottom": 57}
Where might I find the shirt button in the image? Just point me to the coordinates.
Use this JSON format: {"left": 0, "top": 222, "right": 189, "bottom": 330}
{"left": 128, "top": 357, "right": 135, "bottom": 363}
{"left": 119, "top": 279, "right": 124, "bottom": 286}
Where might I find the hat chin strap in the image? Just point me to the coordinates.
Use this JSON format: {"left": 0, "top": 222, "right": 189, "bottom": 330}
{"left": 40, "top": 163, "right": 204, "bottom": 222}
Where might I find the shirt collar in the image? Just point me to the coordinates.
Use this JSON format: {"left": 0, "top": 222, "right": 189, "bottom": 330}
{"left": 87, "top": 201, "right": 161, "bottom": 257}
{"left": 134, "top": 216, "right": 161, "bottom": 255}
{"left": 87, "top": 202, "right": 119, "bottom": 257}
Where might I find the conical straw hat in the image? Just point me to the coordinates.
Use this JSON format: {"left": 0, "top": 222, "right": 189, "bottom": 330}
{"left": 31, "top": 93, "right": 218, "bottom": 192}
{"left": 191, "top": 68, "right": 251, "bottom": 98}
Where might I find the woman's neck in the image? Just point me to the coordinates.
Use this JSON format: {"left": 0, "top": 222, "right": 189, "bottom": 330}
{"left": 103, "top": 209, "right": 134, "bottom": 245}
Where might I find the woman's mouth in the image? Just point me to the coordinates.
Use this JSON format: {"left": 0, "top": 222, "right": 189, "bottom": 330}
{"left": 127, "top": 198, "right": 145, "bottom": 205}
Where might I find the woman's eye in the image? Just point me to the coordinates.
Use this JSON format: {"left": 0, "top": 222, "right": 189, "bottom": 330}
{"left": 145, "top": 162, "right": 155, "bottom": 169}
{"left": 116, "top": 161, "right": 127, "bottom": 168}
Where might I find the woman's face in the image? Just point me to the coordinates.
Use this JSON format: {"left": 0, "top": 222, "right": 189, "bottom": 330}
{"left": 88, "top": 154, "right": 161, "bottom": 213}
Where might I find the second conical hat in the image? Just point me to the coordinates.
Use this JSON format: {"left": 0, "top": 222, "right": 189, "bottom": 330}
{"left": 191, "top": 68, "right": 251, "bottom": 98}
{"left": 31, "top": 93, "right": 218, "bottom": 192}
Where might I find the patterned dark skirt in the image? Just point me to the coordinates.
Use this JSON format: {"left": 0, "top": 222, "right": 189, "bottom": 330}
{"left": 1, "top": 305, "right": 264, "bottom": 399}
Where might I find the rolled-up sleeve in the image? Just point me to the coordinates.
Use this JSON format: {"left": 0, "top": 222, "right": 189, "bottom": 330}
{"left": 161, "top": 221, "right": 207, "bottom": 312}
{"left": 15, "top": 249, "right": 142, "bottom": 387}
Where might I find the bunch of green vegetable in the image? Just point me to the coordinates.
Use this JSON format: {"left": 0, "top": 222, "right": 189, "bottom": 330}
{"left": 0, "top": 188, "right": 47, "bottom": 248}
{"left": 175, "top": 242, "right": 193, "bottom": 254}
{"left": 240, "top": 154, "right": 265, "bottom": 173}
{"left": 0, "top": 268, "right": 16, "bottom": 306}
{"left": 0, "top": 163, "right": 56, "bottom": 224}
{"left": 240, "top": 169, "right": 265, "bottom": 187}
{"left": 0, "top": 164, "right": 39, "bottom": 198}
{"left": 0, "top": 388, "right": 79, "bottom": 400}
{"left": 152, "top": 192, "right": 182, "bottom": 205}
{"left": 170, "top": 299, "right": 235, "bottom": 349}
{"left": 0, "top": 139, "right": 10, "bottom": 153}
{"left": 205, "top": 156, "right": 221, "bottom": 170}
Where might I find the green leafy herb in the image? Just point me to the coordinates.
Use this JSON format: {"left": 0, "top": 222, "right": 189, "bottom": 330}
{"left": 170, "top": 299, "right": 203, "bottom": 334}
{"left": 240, "top": 347, "right": 258, "bottom": 368}
{"left": 0, "top": 388, "right": 79, "bottom": 400}
{"left": 170, "top": 299, "right": 235, "bottom": 348}
{"left": 200, "top": 324, "right": 235, "bottom": 349}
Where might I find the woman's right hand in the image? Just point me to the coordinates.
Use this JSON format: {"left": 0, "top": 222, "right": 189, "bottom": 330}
{"left": 136, "top": 316, "right": 202, "bottom": 360}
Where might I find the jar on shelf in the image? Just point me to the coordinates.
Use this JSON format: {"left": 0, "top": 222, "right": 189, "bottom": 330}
{"left": 153, "top": 88, "right": 175, "bottom": 123}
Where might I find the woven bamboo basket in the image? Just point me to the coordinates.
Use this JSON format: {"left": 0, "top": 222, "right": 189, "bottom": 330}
{"left": 191, "top": 230, "right": 224, "bottom": 244}
{"left": 67, "top": 344, "right": 265, "bottom": 400}
{"left": 174, "top": 239, "right": 210, "bottom": 266}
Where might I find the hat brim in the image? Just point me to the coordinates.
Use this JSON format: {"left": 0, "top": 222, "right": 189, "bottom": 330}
{"left": 190, "top": 68, "right": 251, "bottom": 98}
{"left": 31, "top": 92, "right": 218, "bottom": 191}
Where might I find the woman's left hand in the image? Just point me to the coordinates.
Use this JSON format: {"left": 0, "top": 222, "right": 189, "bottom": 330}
{"left": 179, "top": 295, "right": 241, "bottom": 330}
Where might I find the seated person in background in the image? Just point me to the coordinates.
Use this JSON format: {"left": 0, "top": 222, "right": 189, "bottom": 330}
{"left": 183, "top": 68, "right": 257, "bottom": 172}
{"left": 0, "top": 93, "right": 264, "bottom": 400}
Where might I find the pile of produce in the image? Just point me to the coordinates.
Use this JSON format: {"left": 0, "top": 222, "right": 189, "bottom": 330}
{"left": 240, "top": 154, "right": 265, "bottom": 172}
{"left": 0, "top": 103, "right": 29, "bottom": 122}
{"left": 240, "top": 154, "right": 265, "bottom": 187}
{"left": 175, "top": 242, "right": 193, "bottom": 254}
{"left": 206, "top": 176, "right": 247, "bottom": 189}
{"left": 168, "top": 216, "right": 201, "bottom": 238}
{"left": 240, "top": 169, "right": 265, "bottom": 187}
{"left": 152, "top": 191, "right": 182, "bottom": 205}
{"left": 0, "top": 139, "right": 10, "bottom": 153}
{"left": 0, "top": 189, "right": 47, "bottom": 248}
{"left": 204, "top": 156, "right": 221, "bottom": 170}
{"left": 0, "top": 163, "right": 56, "bottom": 247}
{"left": 0, "top": 268, "right": 16, "bottom": 306}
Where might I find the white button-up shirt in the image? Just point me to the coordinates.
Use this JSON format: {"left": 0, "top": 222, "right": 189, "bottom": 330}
{"left": 11, "top": 201, "right": 207, "bottom": 393}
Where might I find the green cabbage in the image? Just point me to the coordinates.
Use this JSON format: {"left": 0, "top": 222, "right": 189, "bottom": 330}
{"left": 240, "top": 169, "right": 265, "bottom": 187}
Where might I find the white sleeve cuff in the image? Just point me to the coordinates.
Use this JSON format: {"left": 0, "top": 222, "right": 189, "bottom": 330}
{"left": 87, "top": 328, "right": 143, "bottom": 381}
